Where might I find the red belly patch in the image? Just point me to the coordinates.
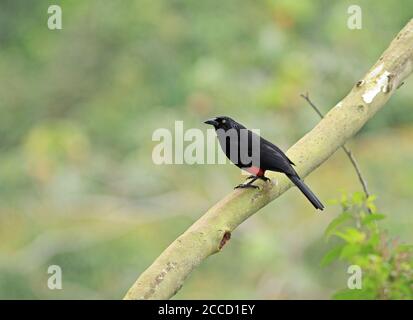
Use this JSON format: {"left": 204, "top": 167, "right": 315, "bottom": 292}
{"left": 245, "top": 166, "right": 265, "bottom": 176}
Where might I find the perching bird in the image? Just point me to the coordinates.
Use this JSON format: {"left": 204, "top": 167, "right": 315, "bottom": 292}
{"left": 204, "top": 116, "right": 324, "bottom": 210}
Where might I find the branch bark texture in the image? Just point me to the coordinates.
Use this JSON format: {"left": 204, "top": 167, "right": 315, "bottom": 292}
{"left": 300, "top": 92, "right": 371, "bottom": 200}
{"left": 124, "top": 19, "right": 413, "bottom": 300}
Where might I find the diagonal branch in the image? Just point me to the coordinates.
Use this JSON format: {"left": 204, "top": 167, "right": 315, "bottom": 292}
{"left": 124, "top": 19, "right": 413, "bottom": 300}
{"left": 300, "top": 92, "right": 371, "bottom": 199}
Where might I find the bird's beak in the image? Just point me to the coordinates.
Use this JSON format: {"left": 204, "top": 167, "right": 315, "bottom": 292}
{"left": 204, "top": 118, "right": 218, "bottom": 126}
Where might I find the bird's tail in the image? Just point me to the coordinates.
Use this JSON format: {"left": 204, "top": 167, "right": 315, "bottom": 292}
{"left": 287, "top": 174, "right": 324, "bottom": 210}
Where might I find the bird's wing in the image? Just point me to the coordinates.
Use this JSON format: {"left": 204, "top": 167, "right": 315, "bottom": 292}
{"left": 258, "top": 137, "right": 297, "bottom": 175}
{"left": 239, "top": 128, "right": 296, "bottom": 174}
{"left": 262, "top": 138, "right": 295, "bottom": 165}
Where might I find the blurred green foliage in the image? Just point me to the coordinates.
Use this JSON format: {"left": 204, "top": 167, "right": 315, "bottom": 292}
{"left": 0, "top": 0, "right": 412, "bottom": 299}
{"left": 322, "top": 192, "right": 413, "bottom": 299}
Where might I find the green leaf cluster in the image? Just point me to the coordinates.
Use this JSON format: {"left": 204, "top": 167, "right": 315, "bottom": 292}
{"left": 322, "top": 192, "right": 413, "bottom": 299}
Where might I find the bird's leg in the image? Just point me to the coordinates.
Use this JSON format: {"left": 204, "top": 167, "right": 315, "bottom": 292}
{"left": 235, "top": 176, "right": 260, "bottom": 189}
{"left": 245, "top": 174, "right": 269, "bottom": 181}
{"left": 258, "top": 175, "right": 270, "bottom": 182}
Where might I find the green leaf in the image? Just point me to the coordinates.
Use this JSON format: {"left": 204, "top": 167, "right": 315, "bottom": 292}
{"left": 352, "top": 191, "right": 365, "bottom": 205}
{"left": 366, "top": 194, "right": 377, "bottom": 202}
{"left": 367, "top": 232, "right": 380, "bottom": 248}
{"left": 362, "top": 213, "right": 385, "bottom": 225}
{"left": 339, "top": 243, "right": 361, "bottom": 260}
{"left": 366, "top": 202, "right": 377, "bottom": 213}
{"left": 340, "top": 193, "right": 349, "bottom": 208}
{"left": 324, "top": 213, "right": 352, "bottom": 240}
{"left": 366, "top": 194, "right": 378, "bottom": 213}
{"left": 334, "top": 227, "right": 366, "bottom": 244}
{"left": 320, "top": 245, "right": 344, "bottom": 267}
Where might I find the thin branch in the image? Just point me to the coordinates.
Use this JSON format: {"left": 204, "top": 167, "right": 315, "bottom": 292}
{"left": 300, "top": 92, "right": 370, "bottom": 199}
{"left": 124, "top": 19, "right": 413, "bottom": 300}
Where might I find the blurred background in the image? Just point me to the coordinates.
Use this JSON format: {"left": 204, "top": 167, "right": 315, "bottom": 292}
{"left": 0, "top": 0, "right": 412, "bottom": 299}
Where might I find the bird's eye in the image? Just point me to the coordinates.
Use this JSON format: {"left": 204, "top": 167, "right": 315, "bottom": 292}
{"left": 222, "top": 119, "right": 226, "bottom": 124}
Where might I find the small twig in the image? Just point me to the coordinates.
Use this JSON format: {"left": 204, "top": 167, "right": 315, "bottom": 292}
{"left": 342, "top": 148, "right": 370, "bottom": 198}
{"left": 300, "top": 93, "right": 371, "bottom": 204}
{"left": 301, "top": 92, "right": 324, "bottom": 118}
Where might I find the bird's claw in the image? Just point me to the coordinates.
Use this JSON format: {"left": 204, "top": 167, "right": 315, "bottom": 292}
{"left": 246, "top": 175, "right": 270, "bottom": 182}
{"left": 234, "top": 184, "right": 260, "bottom": 190}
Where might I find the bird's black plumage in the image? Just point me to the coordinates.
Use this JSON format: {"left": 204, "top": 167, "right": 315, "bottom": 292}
{"left": 204, "top": 116, "right": 324, "bottom": 210}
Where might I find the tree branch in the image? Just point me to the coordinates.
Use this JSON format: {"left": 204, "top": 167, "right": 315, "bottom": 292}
{"left": 124, "top": 19, "right": 413, "bottom": 300}
{"left": 300, "top": 92, "right": 371, "bottom": 199}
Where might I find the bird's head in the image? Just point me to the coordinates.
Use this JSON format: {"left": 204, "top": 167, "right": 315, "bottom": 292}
{"left": 204, "top": 116, "right": 238, "bottom": 131}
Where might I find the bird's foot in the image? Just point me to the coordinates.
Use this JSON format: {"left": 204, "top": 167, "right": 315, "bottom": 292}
{"left": 246, "top": 175, "right": 269, "bottom": 182}
{"left": 234, "top": 183, "right": 259, "bottom": 190}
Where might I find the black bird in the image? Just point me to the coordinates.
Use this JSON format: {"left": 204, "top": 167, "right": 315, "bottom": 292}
{"left": 204, "top": 116, "right": 324, "bottom": 210}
